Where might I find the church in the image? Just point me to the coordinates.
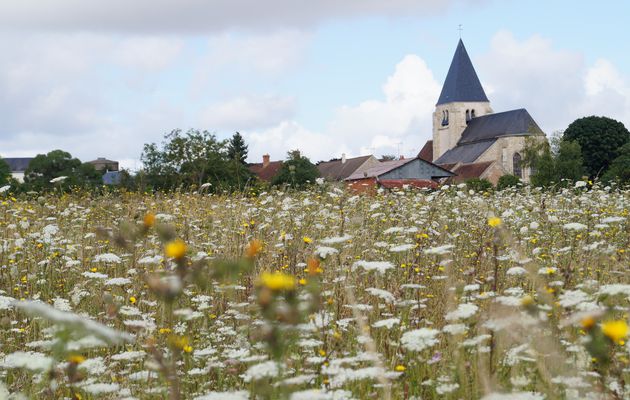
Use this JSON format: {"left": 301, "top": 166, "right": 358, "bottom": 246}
{"left": 418, "top": 39, "right": 547, "bottom": 184}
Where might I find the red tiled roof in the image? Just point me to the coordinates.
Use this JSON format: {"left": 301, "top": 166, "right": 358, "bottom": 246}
{"left": 451, "top": 161, "right": 493, "bottom": 181}
{"left": 248, "top": 161, "right": 283, "bottom": 182}
{"left": 378, "top": 179, "right": 439, "bottom": 190}
{"left": 417, "top": 140, "right": 433, "bottom": 162}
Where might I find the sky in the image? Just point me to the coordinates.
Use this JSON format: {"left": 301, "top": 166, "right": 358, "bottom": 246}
{"left": 0, "top": 0, "right": 628, "bottom": 170}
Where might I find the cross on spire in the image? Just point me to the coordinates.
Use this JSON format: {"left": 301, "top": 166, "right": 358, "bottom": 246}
{"left": 458, "top": 24, "right": 463, "bottom": 38}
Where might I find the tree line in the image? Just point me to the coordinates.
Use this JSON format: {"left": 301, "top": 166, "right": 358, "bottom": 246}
{"left": 2, "top": 116, "right": 629, "bottom": 194}
{"left": 0, "top": 130, "right": 320, "bottom": 193}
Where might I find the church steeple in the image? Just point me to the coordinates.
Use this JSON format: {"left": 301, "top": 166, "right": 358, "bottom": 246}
{"left": 431, "top": 39, "right": 493, "bottom": 162}
{"left": 436, "top": 39, "right": 489, "bottom": 105}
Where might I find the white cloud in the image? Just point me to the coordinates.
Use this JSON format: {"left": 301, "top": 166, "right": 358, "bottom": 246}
{"left": 243, "top": 54, "right": 441, "bottom": 162}
{"left": 0, "top": 0, "right": 485, "bottom": 33}
{"left": 199, "top": 95, "right": 296, "bottom": 131}
{"left": 478, "top": 31, "right": 630, "bottom": 133}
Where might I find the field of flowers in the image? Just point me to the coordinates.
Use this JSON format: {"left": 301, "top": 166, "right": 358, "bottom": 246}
{"left": 0, "top": 183, "right": 629, "bottom": 400}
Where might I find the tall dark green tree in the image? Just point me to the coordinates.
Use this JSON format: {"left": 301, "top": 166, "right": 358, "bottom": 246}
{"left": 225, "top": 132, "right": 254, "bottom": 189}
{"left": 0, "top": 157, "right": 10, "bottom": 186}
{"left": 23, "top": 150, "right": 102, "bottom": 191}
{"left": 563, "top": 116, "right": 630, "bottom": 177}
{"left": 272, "top": 150, "right": 319, "bottom": 188}
{"left": 227, "top": 132, "right": 248, "bottom": 164}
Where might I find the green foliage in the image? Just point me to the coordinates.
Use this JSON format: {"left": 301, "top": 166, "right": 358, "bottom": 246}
{"left": 227, "top": 132, "right": 249, "bottom": 164}
{"left": 23, "top": 150, "right": 102, "bottom": 192}
{"left": 496, "top": 174, "right": 521, "bottom": 190}
{"left": 0, "top": 157, "right": 10, "bottom": 186}
{"left": 523, "top": 134, "right": 584, "bottom": 188}
{"left": 465, "top": 178, "right": 493, "bottom": 192}
{"left": 603, "top": 142, "right": 630, "bottom": 184}
{"left": 272, "top": 150, "right": 319, "bottom": 188}
{"left": 140, "top": 129, "right": 256, "bottom": 191}
{"left": 563, "top": 116, "right": 630, "bottom": 177}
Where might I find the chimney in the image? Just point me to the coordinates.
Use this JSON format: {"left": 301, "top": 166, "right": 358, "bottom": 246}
{"left": 399, "top": 155, "right": 405, "bottom": 160}
{"left": 262, "top": 154, "right": 270, "bottom": 167}
{"left": 341, "top": 153, "right": 346, "bottom": 164}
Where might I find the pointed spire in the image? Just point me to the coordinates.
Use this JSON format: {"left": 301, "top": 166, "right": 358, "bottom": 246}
{"left": 436, "top": 39, "right": 489, "bottom": 105}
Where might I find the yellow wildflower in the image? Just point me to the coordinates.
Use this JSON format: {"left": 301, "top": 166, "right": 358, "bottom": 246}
{"left": 299, "top": 278, "right": 307, "bottom": 285}
{"left": 602, "top": 320, "right": 629, "bottom": 343}
{"left": 129, "top": 296, "right": 137, "bottom": 304}
{"left": 258, "top": 271, "right": 296, "bottom": 291}
{"left": 245, "top": 239, "right": 263, "bottom": 258}
{"left": 165, "top": 239, "right": 187, "bottom": 259}
{"left": 395, "top": 365, "right": 406, "bottom": 372}
{"left": 580, "top": 316, "right": 596, "bottom": 330}
{"left": 67, "top": 354, "right": 86, "bottom": 364}
{"left": 303, "top": 236, "right": 313, "bottom": 244}
{"left": 487, "top": 217, "right": 502, "bottom": 227}
{"left": 143, "top": 212, "right": 156, "bottom": 228}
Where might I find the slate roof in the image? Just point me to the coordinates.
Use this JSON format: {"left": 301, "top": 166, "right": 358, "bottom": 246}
{"left": 345, "top": 159, "right": 414, "bottom": 180}
{"left": 417, "top": 140, "right": 433, "bottom": 162}
{"left": 434, "top": 139, "right": 495, "bottom": 165}
{"left": 437, "top": 39, "right": 489, "bottom": 105}
{"left": 248, "top": 161, "right": 283, "bottom": 182}
{"left": 317, "top": 155, "right": 373, "bottom": 180}
{"left": 458, "top": 108, "right": 545, "bottom": 144}
{"left": 2, "top": 157, "right": 33, "bottom": 172}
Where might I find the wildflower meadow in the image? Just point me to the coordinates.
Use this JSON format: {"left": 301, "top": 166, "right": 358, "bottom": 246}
{"left": 0, "top": 183, "right": 629, "bottom": 399}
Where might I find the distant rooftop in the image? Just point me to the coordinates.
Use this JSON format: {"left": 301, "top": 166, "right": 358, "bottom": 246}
{"left": 2, "top": 157, "right": 34, "bottom": 172}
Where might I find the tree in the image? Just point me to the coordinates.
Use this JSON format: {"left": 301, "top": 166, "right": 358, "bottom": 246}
{"left": 563, "top": 116, "right": 630, "bottom": 177}
{"left": 0, "top": 157, "right": 10, "bottom": 186}
{"left": 140, "top": 129, "right": 253, "bottom": 191}
{"left": 225, "top": 132, "right": 254, "bottom": 189}
{"left": 603, "top": 142, "right": 630, "bottom": 184}
{"left": 23, "top": 150, "right": 102, "bottom": 191}
{"left": 524, "top": 135, "right": 584, "bottom": 188}
{"left": 497, "top": 174, "right": 520, "bottom": 190}
{"left": 227, "top": 132, "right": 248, "bottom": 164}
{"left": 272, "top": 150, "right": 320, "bottom": 188}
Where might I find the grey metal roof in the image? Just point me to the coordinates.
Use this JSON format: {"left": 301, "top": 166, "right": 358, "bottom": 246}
{"left": 434, "top": 139, "right": 495, "bottom": 164}
{"left": 2, "top": 157, "right": 33, "bottom": 172}
{"left": 458, "top": 108, "right": 545, "bottom": 144}
{"left": 437, "top": 39, "right": 489, "bottom": 105}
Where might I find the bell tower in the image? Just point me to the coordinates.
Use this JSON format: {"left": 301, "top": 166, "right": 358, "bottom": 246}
{"left": 432, "top": 39, "right": 493, "bottom": 161}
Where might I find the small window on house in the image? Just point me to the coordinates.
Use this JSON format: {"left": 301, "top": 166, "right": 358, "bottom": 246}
{"left": 465, "top": 109, "right": 471, "bottom": 123}
{"left": 471, "top": 109, "right": 476, "bottom": 118}
{"left": 513, "top": 152, "right": 522, "bottom": 178}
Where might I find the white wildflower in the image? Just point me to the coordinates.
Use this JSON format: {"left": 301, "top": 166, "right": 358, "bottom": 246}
{"left": 400, "top": 328, "right": 439, "bottom": 352}
{"left": 424, "top": 245, "right": 454, "bottom": 255}
{"left": 93, "top": 253, "right": 122, "bottom": 263}
{"left": 0, "top": 351, "right": 53, "bottom": 371}
{"left": 563, "top": 222, "right": 587, "bottom": 231}
{"left": 50, "top": 176, "right": 68, "bottom": 183}
{"left": 445, "top": 303, "right": 478, "bottom": 321}
{"left": 241, "top": 361, "right": 281, "bottom": 382}
{"left": 352, "top": 260, "right": 394, "bottom": 274}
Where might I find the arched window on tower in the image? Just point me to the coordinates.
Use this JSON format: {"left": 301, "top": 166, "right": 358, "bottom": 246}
{"left": 441, "top": 110, "right": 449, "bottom": 126}
{"left": 465, "top": 109, "right": 471, "bottom": 124}
{"left": 513, "top": 152, "right": 522, "bottom": 178}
